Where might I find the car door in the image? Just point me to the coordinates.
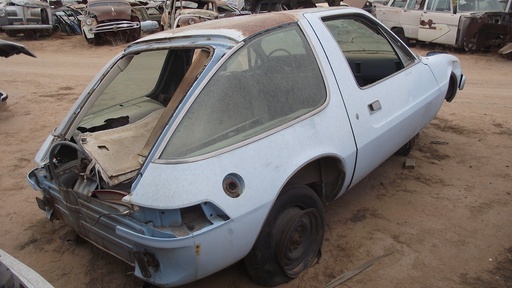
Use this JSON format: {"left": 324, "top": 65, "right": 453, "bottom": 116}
{"left": 417, "top": 0, "right": 459, "bottom": 45}
{"left": 304, "top": 11, "right": 443, "bottom": 187}
{"left": 400, "top": 0, "right": 425, "bottom": 38}
{"left": 375, "top": 0, "right": 406, "bottom": 28}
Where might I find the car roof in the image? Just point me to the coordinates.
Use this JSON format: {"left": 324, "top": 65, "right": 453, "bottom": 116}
{"left": 134, "top": 7, "right": 351, "bottom": 43}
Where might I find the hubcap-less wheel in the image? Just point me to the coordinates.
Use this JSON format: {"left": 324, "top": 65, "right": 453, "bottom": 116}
{"left": 24, "top": 31, "right": 37, "bottom": 40}
{"left": 391, "top": 27, "right": 409, "bottom": 46}
{"left": 395, "top": 135, "right": 416, "bottom": 156}
{"left": 276, "top": 207, "right": 323, "bottom": 278}
{"left": 244, "top": 184, "right": 324, "bottom": 286}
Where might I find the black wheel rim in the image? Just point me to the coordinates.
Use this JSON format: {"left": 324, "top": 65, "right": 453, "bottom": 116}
{"left": 275, "top": 207, "right": 323, "bottom": 278}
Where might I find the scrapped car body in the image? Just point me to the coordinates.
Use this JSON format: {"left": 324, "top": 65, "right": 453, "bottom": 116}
{"left": 52, "top": 6, "right": 82, "bottom": 35}
{"left": 0, "top": 39, "right": 36, "bottom": 108}
{"left": 81, "top": 0, "right": 141, "bottom": 44}
{"left": 457, "top": 10, "right": 512, "bottom": 52}
{"left": 0, "top": 0, "right": 53, "bottom": 40}
{"left": 132, "top": 5, "right": 160, "bottom": 33}
{"left": 161, "top": 0, "right": 248, "bottom": 29}
{"left": 28, "top": 8, "right": 465, "bottom": 287}
{"left": 375, "top": 0, "right": 512, "bottom": 54}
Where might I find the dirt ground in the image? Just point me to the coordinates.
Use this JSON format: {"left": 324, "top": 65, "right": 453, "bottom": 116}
{"left": 0, "top": 32, "right": 511, "bottom": 288}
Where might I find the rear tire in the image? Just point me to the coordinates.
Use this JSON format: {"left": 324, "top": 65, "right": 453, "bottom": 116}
{"left": 24, "top": 31, "right": 37, "bottom": 40}
{"left": 391, "top": 27, "right": 409, "bottom": 46}
{"left": 244, "top": 184, "right": 324, "bottom": 286}
{"left": 395, "top": 135, "right": 416, "bottom": 156}
{"left": 5, "top": 31, "right": 17, "bottom": 38}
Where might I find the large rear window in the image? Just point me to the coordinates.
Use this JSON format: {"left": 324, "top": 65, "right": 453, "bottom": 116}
{"left": 161, "top": 24, "right": 327, "bottom": 160}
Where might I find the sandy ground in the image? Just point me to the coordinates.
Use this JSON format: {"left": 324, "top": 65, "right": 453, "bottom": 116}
{"left": 0, "top": 32, "right": 511, "bottom": 288}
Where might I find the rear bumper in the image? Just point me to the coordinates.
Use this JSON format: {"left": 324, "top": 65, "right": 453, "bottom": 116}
{"left": 2, "top": 25, "right": 53, "bottom": 31}
{"left": 27, "top": 167, "right": 252, "bottom": 287}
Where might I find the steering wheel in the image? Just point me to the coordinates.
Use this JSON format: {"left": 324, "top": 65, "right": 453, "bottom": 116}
{"left": 268, "top": 48, "right": 292, "bottom": 57}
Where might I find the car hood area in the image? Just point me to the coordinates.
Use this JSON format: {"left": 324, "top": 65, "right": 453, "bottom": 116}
{"left": 84, "top": 2, "right": 133, "bottom": 21}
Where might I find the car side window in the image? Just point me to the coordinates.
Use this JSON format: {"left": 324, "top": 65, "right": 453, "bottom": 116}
{"left": 427, "top": 0, "right": 452, "bottom": 11}
{"left": 323, "top": 16, "right": 415, "bottom": 87}
{"left": 406, "top": 0, "right": 425, "bottom": 9}
{"left": 160, "top": 24, "right": 326, "bottom": 160}
{"left": 390, "top": 0, "right": 408, "bottom": 7}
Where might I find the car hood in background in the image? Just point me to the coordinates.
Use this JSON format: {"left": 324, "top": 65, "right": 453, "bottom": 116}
{"left": 84, "top": 2, "right": 132, "bottom": 21}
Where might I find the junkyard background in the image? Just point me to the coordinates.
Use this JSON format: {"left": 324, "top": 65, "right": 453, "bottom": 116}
{"left": 1, "top": 31, "right": 511, "bottom": 287}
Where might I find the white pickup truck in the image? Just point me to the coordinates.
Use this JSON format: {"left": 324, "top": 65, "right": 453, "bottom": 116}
{"left": 375, "top": 0, "right": 512, "bottom": 54}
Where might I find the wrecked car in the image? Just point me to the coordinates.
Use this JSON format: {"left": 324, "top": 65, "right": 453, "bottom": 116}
{"left": 145, "top": 2, "right": 165, "bottom": 29}
{"left": 375, "top": 0, "right": 512, "bottom": 55}
{"left": 81, "top": 0, "right": 141, "bottom": 44}
{"left": 132, "top": 5, "right": 160, "bottom": 34}
{"left": 0, "top": 39, "right": 36, "bottom": 108}
{"left": 53, "top": 6, "right": 82, "bottom": 35}
{"left": 28, "top": 7, "right": 465, "bottom": 287}
{"left": 0, "top": 0, "right": 53, "bottom": 40}
{"left": 161, "top": 0, "right": 248, "bottom": 29}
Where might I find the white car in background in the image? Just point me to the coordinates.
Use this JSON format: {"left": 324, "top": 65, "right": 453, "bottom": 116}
{"left": 375, "top": 0, "right": 512, "bottom": 54}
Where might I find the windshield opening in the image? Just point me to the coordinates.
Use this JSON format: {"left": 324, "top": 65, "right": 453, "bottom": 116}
{"left": 74, "top": 47, "right": 211, "bottom": 186}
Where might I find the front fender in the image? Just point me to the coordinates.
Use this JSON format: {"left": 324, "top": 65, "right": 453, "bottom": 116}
{"left": 421, "top": 53, "right": 465, "bottom": 102}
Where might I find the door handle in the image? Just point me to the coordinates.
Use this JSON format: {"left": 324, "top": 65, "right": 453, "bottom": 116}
{"left": 368, "top": 100, "right": 381, "bottom": 114}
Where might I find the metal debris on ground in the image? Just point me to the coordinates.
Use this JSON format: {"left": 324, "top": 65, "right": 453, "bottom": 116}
{"left": 324, "top": 252, "right": 394, "bottom": 288}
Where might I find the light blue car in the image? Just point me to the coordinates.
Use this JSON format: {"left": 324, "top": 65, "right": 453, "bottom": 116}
{"left": 28, "top": 7, "right": 465, "bottom": 287}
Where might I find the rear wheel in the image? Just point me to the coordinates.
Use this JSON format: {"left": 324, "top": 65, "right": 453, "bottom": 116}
{"left": 5, "top": 30, "right": 17, "bottom": 38}
{"left": 24, "top": 31, "right": 37, "bottom": 40}
{"left": 395, "top": 135, "right": 416, "bottom": 156}
{"left": 244, "top": 184, "right": 324, "bottom": 286}
{"left": 391, "top": 27, "right": 409, "bottom": 46}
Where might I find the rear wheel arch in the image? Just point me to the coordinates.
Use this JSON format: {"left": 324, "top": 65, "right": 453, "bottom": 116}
{"left": 391, "top": 27, "right": 409, "bottom": 46}
{"left": 287, "top": 156, "right": 346, "bottom": 203}
{"left": 243, "top": 156, "right": 345, "bottom": 285}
